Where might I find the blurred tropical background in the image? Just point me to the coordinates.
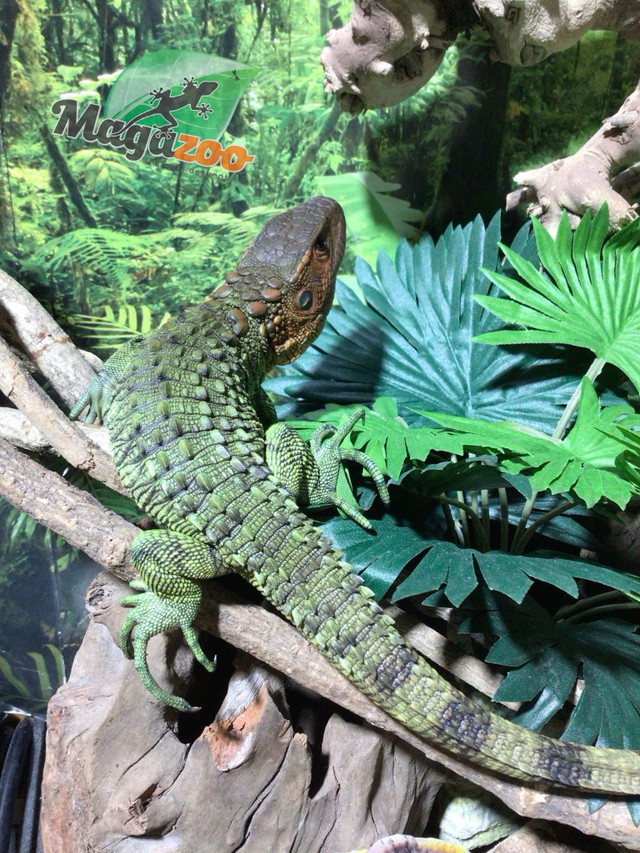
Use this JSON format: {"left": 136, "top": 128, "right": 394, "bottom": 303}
{"left": 1, "top": 0, "right": 640, "bottom": 728}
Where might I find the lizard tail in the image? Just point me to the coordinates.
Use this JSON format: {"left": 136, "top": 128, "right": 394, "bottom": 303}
{"left": 245, "top": 516, "right": 640, "bottom": 795}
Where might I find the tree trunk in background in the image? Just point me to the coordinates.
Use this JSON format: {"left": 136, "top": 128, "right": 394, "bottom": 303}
{"left": 42, "top": 0, "right": 67, "bottom": 66}
{"left": 0, "top": 0, "right": 20, "bottom": 259}
{"left": 142, "top": 0, "right": 164, "bottom": 40}
{"left": 95, "top": 0, "right": 119, "bottom": 72}
{"left": 424, "top": 47, "right": 511, "bottom": 234}
{"left": 0, "top": 0, "right": 19, "bottom": 107}
{"left": 319, "top": 0, "right": 343, "bottom": 34}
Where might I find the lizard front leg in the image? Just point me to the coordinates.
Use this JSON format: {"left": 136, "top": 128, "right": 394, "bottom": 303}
{"left": 120, "top": 529, "right": 231, "bottom": 711}
{"left": 266, "top": 408, "right": 389, "bottom": 530}
{"left": 69, "top": 336, "right": 145, "bottom": 423}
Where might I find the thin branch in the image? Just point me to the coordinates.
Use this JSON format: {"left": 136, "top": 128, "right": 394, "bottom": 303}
{"left": 0, "top": 335, "right": 123, "bottom": 492}
{"left": 514, "top": 499, "right": 577, "bottom": 555}
{"left": 555, "top": 590, "right": 624, "bottom": 622}
{"left": 498, "top": 486, "right": 509, "bottom": 551}
{"left": 0, "top": 437, "right": 132, "bottom": 571}
{"left": 0, "top": 267, "right": 98, "bottom": 407}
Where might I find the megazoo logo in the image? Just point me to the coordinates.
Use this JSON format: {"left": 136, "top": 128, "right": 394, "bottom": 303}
{"left": 51, "top": 50, "right": 258, "bottom": 170}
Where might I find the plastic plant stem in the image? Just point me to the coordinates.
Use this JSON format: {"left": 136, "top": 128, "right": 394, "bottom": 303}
{"left": 563, "top": 602, "right": 640, "bottom": 623}
{"left": 438, "top": 495, "right": 491, "bottom": 552}
{"left": 498, "top": 487, "right": 509, "bottom": 552}
{"left": 512, "top": 499, "right": 577, "bottom": 555}
{"left": 510, "top": 357, "right": 606, "bottom": 555}
{"left": 556, "top": 589, "right": 629, "bottom": 622}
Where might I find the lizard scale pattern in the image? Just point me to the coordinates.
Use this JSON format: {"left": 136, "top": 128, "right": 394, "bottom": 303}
{"left": 71, "top": 196, "right": 640, "bottom": 795}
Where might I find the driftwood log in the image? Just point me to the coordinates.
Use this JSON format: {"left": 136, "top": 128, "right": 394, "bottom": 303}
{"left": 43, "top": 574, "right": 445, "bottom": 852}
{"left": 321, "top": 0, "right": 640, "bottom": 232}
{"left": 1, "top": 267, "right": 640, "bottom": 849}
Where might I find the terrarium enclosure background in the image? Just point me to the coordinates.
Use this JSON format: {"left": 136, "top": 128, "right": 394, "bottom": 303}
{"left": 0, "top": 0, "right": 639, "bottom": 712}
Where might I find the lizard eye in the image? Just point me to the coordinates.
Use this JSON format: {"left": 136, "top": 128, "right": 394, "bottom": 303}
{"left": 297, "top": 289, "right": 313, "bottom": 311}
{"left": 313, "top": 234, "right": 328, "bottom": 258}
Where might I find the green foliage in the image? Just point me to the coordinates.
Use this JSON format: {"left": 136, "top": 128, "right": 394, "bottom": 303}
{"left": 0, "top": 645, "right": 66, "bottom": 712}
{"left": 321, "top": 513, "right": 640, "bottom": 607}
{"left": 0, "top": 471, "right": 114, "bottom": 713}
{"left": 72, "top": 304, "right": 171, "bottom": 351}
{"left": 35, "top": 228, "right": 150, "bottom": 303}
{"left": 477, "top": 208, "right": 640, "bottom": 391}
{"left": 419, "top": 380, "right": 640, "bottom": 509}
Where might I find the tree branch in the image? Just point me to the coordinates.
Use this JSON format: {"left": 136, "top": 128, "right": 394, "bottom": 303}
{"left": 0, "top": 337, "right": 122, "bottom": 492}
{"left": 0, "top": 267, "right": 98, "bottom": 406}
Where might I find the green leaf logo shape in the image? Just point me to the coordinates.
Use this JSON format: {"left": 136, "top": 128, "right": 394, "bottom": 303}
{"left": 104, "top": 49, "right": 259, "bottom": 140}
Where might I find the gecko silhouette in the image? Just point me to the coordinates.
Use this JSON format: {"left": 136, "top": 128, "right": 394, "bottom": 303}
{"left": 116, "top": 77, "right": 219, "bottom": 139}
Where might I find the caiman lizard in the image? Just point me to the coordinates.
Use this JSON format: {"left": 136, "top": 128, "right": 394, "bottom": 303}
{"left": 71, "top": 196, "right": 640, "bottom": 795}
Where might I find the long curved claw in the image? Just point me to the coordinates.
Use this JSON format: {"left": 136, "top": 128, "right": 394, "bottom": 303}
{"left": 337, "top": 447, "right": 390, "bottom": 506}
{"left": 119, "top": 583, "right": 215, "bottom": 712}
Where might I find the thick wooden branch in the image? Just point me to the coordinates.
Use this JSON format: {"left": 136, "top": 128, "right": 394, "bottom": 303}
{"left": 507, "top": 82, "right": 640, "bottom": 234}
{"left": 0, "top": 437, "right": 132, "bottom": 571}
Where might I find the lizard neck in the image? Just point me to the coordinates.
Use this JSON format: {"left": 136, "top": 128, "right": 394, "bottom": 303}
{"left": 180, "top": 295, "right": 277, "bottom": 382}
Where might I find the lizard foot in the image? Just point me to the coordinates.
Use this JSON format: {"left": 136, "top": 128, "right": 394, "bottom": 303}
{"left": 267, "top": 408, "right": 389, "bottom": 531}
{"left": 310, "top": 408, "right": 390, "bottom": 530}
{"left": 69, "top": 373, "right": 109, "bottom": 423}
{"left": 69, "top": 336, "right": 144, "bottom": 422}
{"left": 119, "top": 579, "right": 215, "bottom": 712}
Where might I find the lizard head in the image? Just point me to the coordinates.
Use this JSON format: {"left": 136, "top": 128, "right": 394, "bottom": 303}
{"left": 217, "top": 196, "right": 346, "bottom": 364}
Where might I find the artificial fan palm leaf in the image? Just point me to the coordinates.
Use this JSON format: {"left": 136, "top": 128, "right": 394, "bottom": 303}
{"left": 321, "top": 514, "right": 640, "bottom": 605}
{"left": 418, "top": 380, "right": 640, "bottom": 508}
{"left": 476, "top": 206, "right": 640, "bottom": 391}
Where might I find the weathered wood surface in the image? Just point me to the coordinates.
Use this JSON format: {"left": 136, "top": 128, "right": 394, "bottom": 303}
{"left": 41, "top": 576, "right": 444, "bottom": 853}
